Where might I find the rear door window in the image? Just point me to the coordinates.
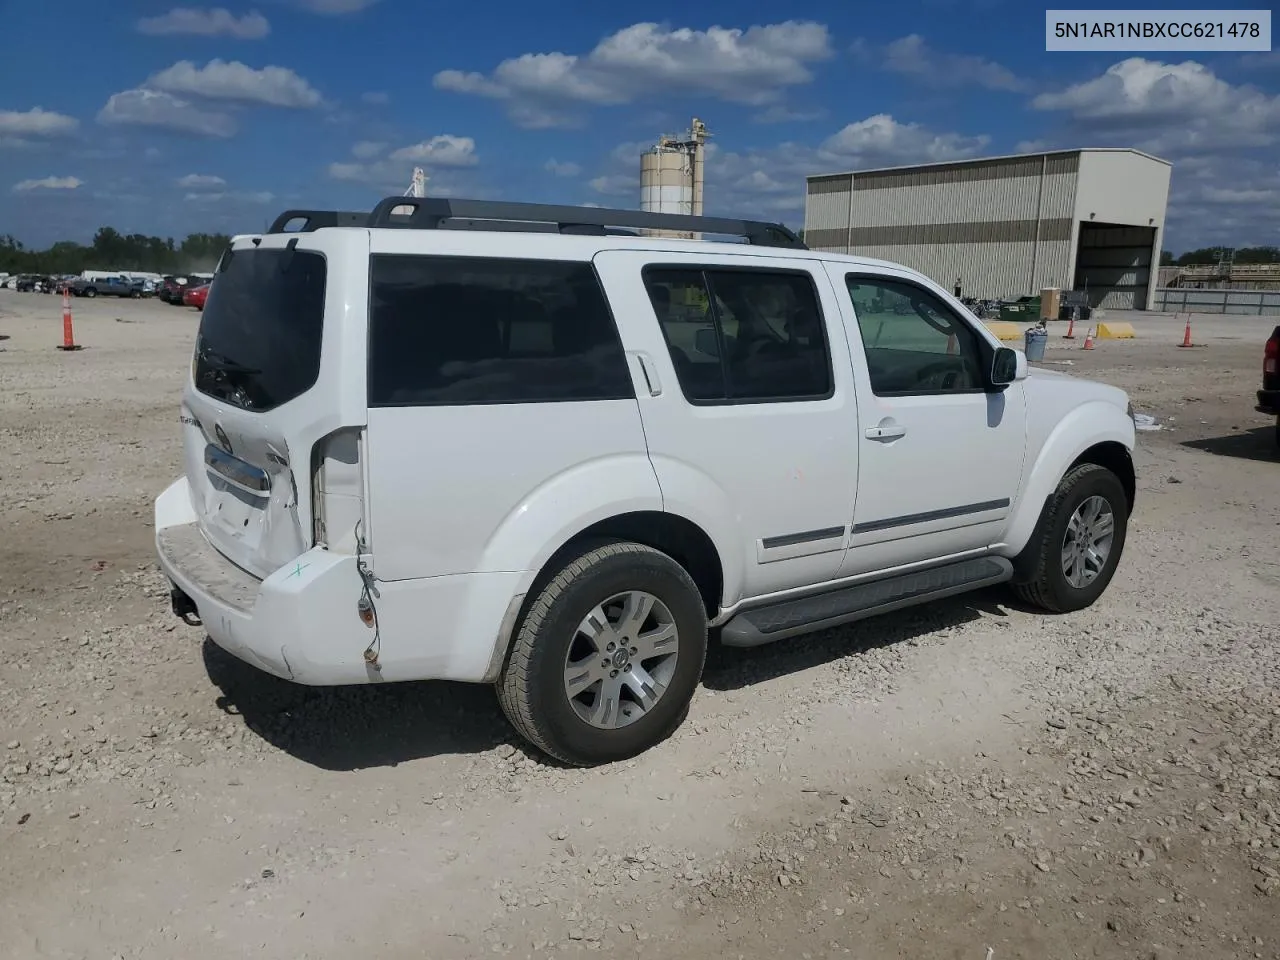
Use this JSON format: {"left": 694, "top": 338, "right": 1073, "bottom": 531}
{"left": 193, "top": 247, "right": 327, "bottom": 412}
{"left": 367, "top": 255, "right": 634, "bottom": 406}
{"left": 642, "top": 266, "right": 833, "bottom": 403}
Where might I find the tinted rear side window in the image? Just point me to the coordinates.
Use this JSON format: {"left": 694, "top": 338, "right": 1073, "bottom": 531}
{"left": 368, "top": 255, "right": 634, "bottom": 406}
{"left": 193, "top": 248, "right": 327, "bottom": 412}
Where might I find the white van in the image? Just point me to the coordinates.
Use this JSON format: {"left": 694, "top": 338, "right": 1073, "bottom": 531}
{"left": 155, "top": 198, "right": 1136, "bottom": 765}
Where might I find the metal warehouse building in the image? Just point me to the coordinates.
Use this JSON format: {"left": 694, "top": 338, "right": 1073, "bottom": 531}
{"left": 804, "top": 148, "right": 1172, "bottom": 310}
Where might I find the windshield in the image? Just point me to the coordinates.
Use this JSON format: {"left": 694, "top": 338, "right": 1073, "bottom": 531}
{"left": 192, "top": 247, "right": 327, "bottom": 412}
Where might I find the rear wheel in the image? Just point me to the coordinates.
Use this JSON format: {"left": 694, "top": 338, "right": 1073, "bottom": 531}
{"left": 84, "top": 288, "right": 96, "bottom": 298}
{"left": 1013, "top": 463, "right": 1129, "bottom": 613}
{"left": 497, "top": 541, "right": 707, "bottom": 766}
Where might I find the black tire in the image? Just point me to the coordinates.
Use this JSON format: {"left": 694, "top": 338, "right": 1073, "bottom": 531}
{"left": 497, "top": 541, "right": 708, "bottom": 766}
{"left": 84, "top": 288, "right": 96, "bottom": 298}
{"left": 1013, "top": 463, "right": 1129, "bottom": 613}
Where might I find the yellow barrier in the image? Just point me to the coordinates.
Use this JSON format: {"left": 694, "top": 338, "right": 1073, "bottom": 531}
{"left": 983, "top": 321, "right": 1025, "bottom": 342}
{"left": 1095, "top": 322, "right": 1136, "bottom": 340}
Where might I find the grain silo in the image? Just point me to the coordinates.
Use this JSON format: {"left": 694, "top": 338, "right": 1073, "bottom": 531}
{"left": 640, "top": 118, "right": 708, "bottom": 238}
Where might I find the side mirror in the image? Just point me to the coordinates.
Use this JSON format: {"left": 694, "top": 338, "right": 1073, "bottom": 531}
{"left": 989, "top": 346, "right": 1029, "bottom": 387}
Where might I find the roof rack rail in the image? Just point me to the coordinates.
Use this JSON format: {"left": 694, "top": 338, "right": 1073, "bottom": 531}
{"left": 365, "top": 197, "right": 807, "bottom": 249}
{"left": 267, "top": 209, "right": 370, "bottom": 233}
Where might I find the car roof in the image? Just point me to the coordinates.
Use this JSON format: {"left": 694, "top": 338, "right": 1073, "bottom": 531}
{"left": 235, "top": 224, "right": 920, "bottom": 280}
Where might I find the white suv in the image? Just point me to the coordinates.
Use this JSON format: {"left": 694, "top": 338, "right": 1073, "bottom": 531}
{"left": 154, "top": 198, "right": 1137, "bottom": 766}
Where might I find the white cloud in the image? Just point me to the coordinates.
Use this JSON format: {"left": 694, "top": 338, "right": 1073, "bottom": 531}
{"left": 753, "top": 104, "right": 825, "bottom": 124}
{"left": 1032, "top": 58, "right": 1280, "bottom": 153}
{"left": 287, "top": 0, "right": 379, "bottom": 12}
{"left": 137, "top": 8, "right": 270, "bottom": 39}
{"left": 1015, "top": 139, "right": 1050, "bottom": 154}
{"left": 818, "top": 114, "right": 990, "bottom": 166}
{"left": 146, "top": 59, "right": 323, "bottom": 108}
{"left": 589, "top": 175, "right": 634, "bottom": 196}
{"left": 434, "top": 20, "right": 833, "bottom": 128}
{"left": 361, "top": 91, "right": 390, "bottom": 105}
{"left": 545, "top": 158, "right": 581, "bottom": 177}
{"left": 177, "top": 173, "right": 227, "bottom": 188}
{"left": 388, "top": 135, "right": 478, "bottom": 167}
{"left": 351, "top": 140, "right": 386, "bottom": 159}
{"left": 593, "top": 114, "right": 990, "bottom": 224}
{"left": 13, "top": 176, "right": 83, "bottom": 193}
{"left": 328, "top": 137, "right": 481, "bottom": 192}
{"left": 184, "top": 189, "right": 275, "bottom": 204}
{"left": 875, "top": 34, "right": 1027, "bottom": 92}
{"left": 327, "top": 162, "right": 367, "bottom": 181}
{"left": 0, "top": 107, "right": 80, "bottom": 138}
{"left": 97, "top": 89, "right": 237, "bottom": 137}
{"left": 1163, "top": 156, "right": 1280, "bottom": 249}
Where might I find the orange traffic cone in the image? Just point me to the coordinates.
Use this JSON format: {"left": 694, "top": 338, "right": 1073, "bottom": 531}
{"left": 1063, "top": 314, "right": 1076, "bottom": 339}
{"left": 1177, "top": 314, "right": 1193, "bottom": 348}
{"left": 57, "top": 286, "right": 82, "bottom": 351}
{"left": 1082, "top": 327, "right": 1095, "bottom": 350}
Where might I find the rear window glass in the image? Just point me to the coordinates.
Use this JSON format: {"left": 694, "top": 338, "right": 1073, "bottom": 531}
{"left": 367, "top": 255, "right": 634, "bottom": 406}
{"left": 193, "top": 247, "right": 327, "bottom": 412}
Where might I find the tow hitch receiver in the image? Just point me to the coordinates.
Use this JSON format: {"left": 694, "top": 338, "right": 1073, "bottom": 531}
{"left": 170, "top": 585, "right": 202, "bottom": 626}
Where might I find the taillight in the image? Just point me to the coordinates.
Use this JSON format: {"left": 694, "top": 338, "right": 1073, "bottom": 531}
{"left": 1265, "top": 335, "right": 1279, "bottom": 376}
{"left": 309, "top": 428, "right": 366, "bottom": 554}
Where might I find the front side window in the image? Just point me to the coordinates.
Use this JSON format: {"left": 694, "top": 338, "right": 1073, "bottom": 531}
{"left": 845, "top": 275, "right": 984, "bottom": 395}
{"left": 643, "top": 267, "right": 833, "bottom": 403}
{"left": 368, "top": 255, "right": 634, "bottom": 406}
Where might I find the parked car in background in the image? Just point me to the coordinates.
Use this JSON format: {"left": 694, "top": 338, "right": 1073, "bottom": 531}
{"left": 183, "top": 283, "right": 210, "bottom": 310}
{"left": 158, "top": 276, "right": 186, "bottom": 303}
{"left": 1259, "top": 325, "right": 1280, "bottom": 450}
{"left": 16, "top": 275, "right": 55, "bottom": 293}
{"left": 70, "top": 275, "right": 143, "bottom": 298}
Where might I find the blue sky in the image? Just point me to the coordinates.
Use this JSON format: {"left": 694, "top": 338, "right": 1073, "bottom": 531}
{"left": 1, "top": 0, "right": 1277, "bottom": 251}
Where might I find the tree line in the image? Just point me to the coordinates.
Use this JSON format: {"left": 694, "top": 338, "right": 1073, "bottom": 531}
{"left": 0, "top": 227, "right": 232, "bottom": 277}
{"left": 1160, "top": 246, "right": 1280, "bottom": 267}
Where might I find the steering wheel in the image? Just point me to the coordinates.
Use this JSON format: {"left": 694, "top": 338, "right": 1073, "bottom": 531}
{"left": 915, "top": 360, "right": 961, "bottom": 391}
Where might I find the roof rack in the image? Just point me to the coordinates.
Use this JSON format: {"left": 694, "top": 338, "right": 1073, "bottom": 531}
{"left": 266, "top": 210, "right": 371, "bottom": 233}
{"left": 266, "top": 197, "right": 806, "bottom": 250}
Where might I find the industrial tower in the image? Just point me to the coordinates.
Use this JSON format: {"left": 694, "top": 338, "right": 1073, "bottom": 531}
{"left": 640, "top": 118, "right": 709, "bottom": 238}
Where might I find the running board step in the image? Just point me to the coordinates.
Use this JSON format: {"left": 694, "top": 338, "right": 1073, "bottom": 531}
{"left": 719, "top": 556, "right": 1013, "bottom": 648}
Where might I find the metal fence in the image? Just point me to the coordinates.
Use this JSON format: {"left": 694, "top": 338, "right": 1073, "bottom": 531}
{"left": 1152, "top": 287, "right": 1280, "bottom": 315}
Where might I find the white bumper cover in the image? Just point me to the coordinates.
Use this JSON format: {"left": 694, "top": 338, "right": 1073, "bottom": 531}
{"left": 154, "top": 477, "right": 378, "bottom": 685}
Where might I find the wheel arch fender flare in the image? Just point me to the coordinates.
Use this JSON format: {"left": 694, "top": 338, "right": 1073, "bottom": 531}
{"left": 1002, "top": 403, "right": 1136, "bottom": 558}
{"left": 476, "top": 458, "right": 743, "bottom": 683}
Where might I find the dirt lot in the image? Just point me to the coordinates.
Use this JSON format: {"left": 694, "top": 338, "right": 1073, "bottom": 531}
{"left": 1, "top": 291, "right": 1277, "bottom": 960}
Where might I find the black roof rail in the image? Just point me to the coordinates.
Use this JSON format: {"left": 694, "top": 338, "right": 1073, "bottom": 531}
{"left": 365, "top": 197, "right": 807, "bottom": 249}
{"left": 266, "top": 209, "right": 370, "bottom": 233}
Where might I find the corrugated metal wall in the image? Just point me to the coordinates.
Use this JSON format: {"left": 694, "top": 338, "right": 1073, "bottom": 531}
{"left": 804, "top": 153, "right": 1081, "bottom": 300}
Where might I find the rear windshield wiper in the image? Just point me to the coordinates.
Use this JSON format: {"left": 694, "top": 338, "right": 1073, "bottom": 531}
{"left": 198, "top": 346, "right": 261, "bottom": 374}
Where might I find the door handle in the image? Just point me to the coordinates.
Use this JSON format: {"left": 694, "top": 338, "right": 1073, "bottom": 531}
{"left": 632, "top": 352, "right": 663, "bottom": 397}
{"left": 865, "top": 424, "right": 907, "bottom": 441}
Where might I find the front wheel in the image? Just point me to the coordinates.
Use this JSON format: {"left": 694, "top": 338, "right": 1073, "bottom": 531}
{"left": 83, "top": 288, "right": 96, "bottom": 298}
{"left": 1012, "top": 463, "right": 1129, "bottom": 613}
{"left": 497, "top": 541, "right": 708, "bottom": 766}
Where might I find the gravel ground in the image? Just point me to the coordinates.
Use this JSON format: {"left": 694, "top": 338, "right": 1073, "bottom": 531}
{"left": 1, "top": 291, "right": 1277, "bottom": 960}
